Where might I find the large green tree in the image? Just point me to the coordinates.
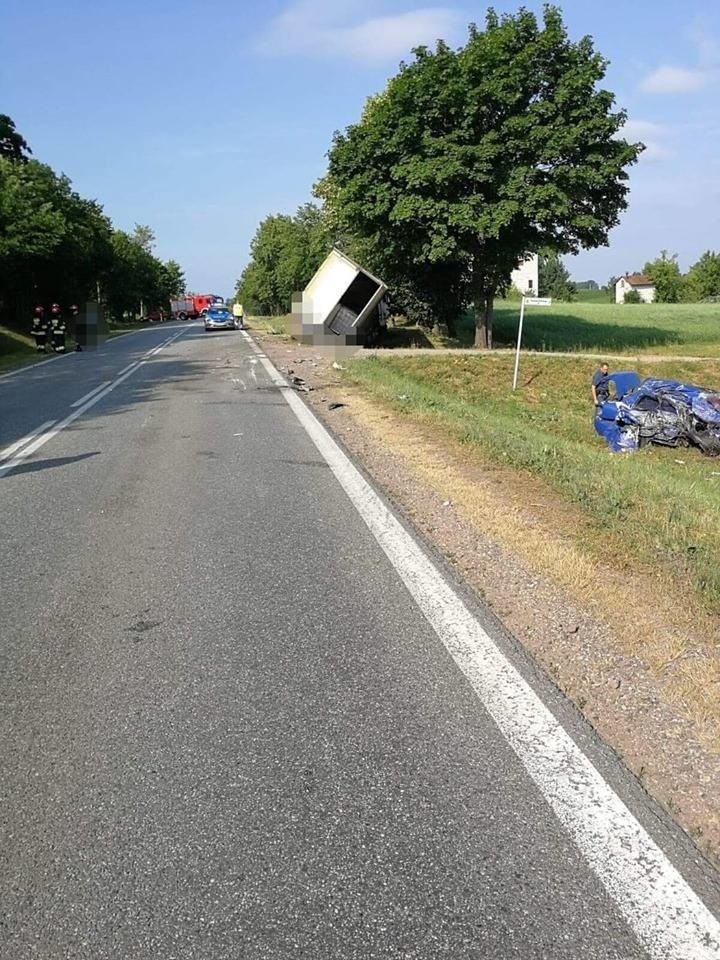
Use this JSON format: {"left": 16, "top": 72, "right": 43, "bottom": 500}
{"left": 236, "top": 203, "right": 330, "bottom": 314}
{"left": 643, "top": 251, "right": 685, "bottom": 303}
{"left": 538, "top": 251, "right": 576, "bottom": 300}
{"left": 685, "top": 251, "right": 720, "bottom": 302}
{"left": 317, "top": 6, "right": 641, "bottom": 346}
{"left": 0, "top": 114, "right": 31, "bottom": 163}
{"left": 0, "top": 156, "right": 112, "bottom": 317}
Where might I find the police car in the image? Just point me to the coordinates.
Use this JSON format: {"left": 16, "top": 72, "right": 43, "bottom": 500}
{"left": 204, "top": 305, "right": 239, "bottom": 332}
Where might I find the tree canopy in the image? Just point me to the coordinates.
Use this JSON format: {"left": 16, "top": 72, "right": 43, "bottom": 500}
{"left": 643, "top": 251, "right": 684, "bottom": 304}
{"left": 235, "top": 203, "right": 330, "bottom": 314}
{"left": 0, "top": 114, "right": 31, "bottom": 163}
{"left": 0, "top": 115, "right": 186, "bottom": 328}
{"left": 316, "top": 6, "right": 642, "bottom": 345}
{"left": 685, "top": 251, "right": 720, "bottom": 302}
{"left": 538, "top": 251, "right": 576, "bottom": 301}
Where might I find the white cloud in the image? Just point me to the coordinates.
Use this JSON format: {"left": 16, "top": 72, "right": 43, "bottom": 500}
{"left": 639, "top": 65, "right": 712, "bottom": 94}
{"left": 256, "top": 0, "right": 463, "bottom": 62}
{"left": 620, "top": 119, "right": 671, "bottom": 161}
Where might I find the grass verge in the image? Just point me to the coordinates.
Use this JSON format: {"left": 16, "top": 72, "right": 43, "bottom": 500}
{"left": 344, "top": 353, "right": 720, "bottom": 613}
{"left": 0, "top": 326, "right": 51, "bottom": 373}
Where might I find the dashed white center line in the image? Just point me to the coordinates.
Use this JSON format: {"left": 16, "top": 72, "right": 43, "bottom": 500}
{"left": 71, "top": 381, "right": 112, "bottom": 408}
{"left": 0, "top": 330, "right": 185, "bottom": 478}
{"left": 0, "top": 420, "right": 58, "bottom": 463}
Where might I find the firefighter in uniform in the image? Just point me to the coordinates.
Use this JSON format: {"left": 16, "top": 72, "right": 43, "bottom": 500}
{"left": 49, "top": 303, "right": 67, "bottom": 353}
{"left": 31, "top": 305, "right": 49, "bottom": 352}
{"left": 69, "top": 304, "right": 82, "bottom": 351}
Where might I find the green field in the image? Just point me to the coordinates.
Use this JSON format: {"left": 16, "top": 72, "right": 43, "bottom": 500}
{"left": 345, "top": 352, "right": 720, "bottom": 611}
{"left": 455, "top": 301, "right": 720, "bottom": 355}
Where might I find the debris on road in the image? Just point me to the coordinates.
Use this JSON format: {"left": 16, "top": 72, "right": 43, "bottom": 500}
{"left": 328, "top": 402, "right": 345, "bottom": 410}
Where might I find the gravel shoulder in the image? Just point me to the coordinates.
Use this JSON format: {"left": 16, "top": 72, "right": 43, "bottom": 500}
{"left": 254, "top": 328, "right": 720, "bottom": 869}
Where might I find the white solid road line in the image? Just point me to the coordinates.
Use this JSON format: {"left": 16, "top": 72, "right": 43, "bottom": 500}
{"left": 71, "top": 380, "right": 112, "bottom": 408}
{"left": 0, "top": 353, "right": 68, "bottom": 384}
{"left": 242, "top": 329, "right": 720, "bottom": 960}
{"left": 117, "top": 361, "right": 140, "bottom": 376}
{"left": 0, "top": 330, "right": 185, "bottom": 479}
{"left": 0, "top": 420, "right": 57, "bottom": 463}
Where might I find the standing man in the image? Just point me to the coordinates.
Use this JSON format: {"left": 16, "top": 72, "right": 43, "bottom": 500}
{"left": 69, "top": 304, "right": 82, "bottom": 351}
{"left": 31, "top": 305, "right": 49, "bottom": 353}
{"left": 591, "top": 362, "right": 611, "bottom": 411}
{"left": 232, "top": 301, "right": 245, "bottom": 330}
{"left": 50, "top": 304, "right": 67, "bottom": 353}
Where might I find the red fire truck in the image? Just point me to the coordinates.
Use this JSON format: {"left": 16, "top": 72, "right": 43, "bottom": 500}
{"left": 170, "top": 294, "right": 224, "bottom": 320}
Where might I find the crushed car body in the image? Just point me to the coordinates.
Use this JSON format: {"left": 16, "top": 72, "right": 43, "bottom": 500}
{"left": 594, "top": 372, "right": 720, "bottom": 455}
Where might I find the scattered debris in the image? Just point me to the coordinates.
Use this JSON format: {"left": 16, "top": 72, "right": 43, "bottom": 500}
{"left": 562, "top": 622, "right": 580, "bottom": 635}
{"left": 328, "top": 402, "right": 346, "bottom": 411}
{"left": 674, "top": 459, "right": 686, "bottom": 465}
{"left": 397, "top": 394, "right": 410, "bottom": 401}
{"left": 441, "top": 500, "right": 452, "bottom": 507}
{"left": 332, "top": 361, "right": 345, "bottom": 371}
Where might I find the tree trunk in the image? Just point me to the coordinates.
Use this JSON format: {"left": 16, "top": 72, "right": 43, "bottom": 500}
{"left": 473, "top": 290, "right": 494, "bottom": 348}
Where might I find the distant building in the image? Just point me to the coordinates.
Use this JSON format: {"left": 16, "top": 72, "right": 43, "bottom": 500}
{"left": 511, "top": 255, "right": 539, "bottom": 295}
{"left": 615, "top": 273, "right": 656, "bottom": 303}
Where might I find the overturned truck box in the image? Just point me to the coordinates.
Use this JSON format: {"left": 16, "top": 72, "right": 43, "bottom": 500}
{"left": 291, "top": 249, "right": 388, "bottom": 347}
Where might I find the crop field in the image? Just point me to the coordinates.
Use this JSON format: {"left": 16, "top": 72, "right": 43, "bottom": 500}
{"left": 455, "top": 301, "right": 720, "bottom": 356}
{"left": 344, "top": 352, "right": 720, "bottom": 612}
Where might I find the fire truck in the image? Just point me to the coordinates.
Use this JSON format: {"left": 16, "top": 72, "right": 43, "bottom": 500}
{"left": 170, "top": 294, "right": 224, "bottom": 320}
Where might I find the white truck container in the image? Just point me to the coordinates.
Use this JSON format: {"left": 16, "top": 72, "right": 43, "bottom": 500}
{"left": 291, "top": 249, "right": 388, "bottom": 346}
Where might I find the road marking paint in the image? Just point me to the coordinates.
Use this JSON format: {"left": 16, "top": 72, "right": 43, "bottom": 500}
{"left": 0, "top": 420, "right": 57, "bottom": 463}
{"left": 248, "top": 333, "right": 720, "bottom": 960}
{"left": 0, "top": 353, "right": 68, "bottom": 383}
{"left": 117, "top": 361, "right": 140, "bottom": 376}
{"left": 70, "top": 380, "right": 112, "bottom": 408}
{"left": 0, "top": 330, "right": 185, "bottom": 479}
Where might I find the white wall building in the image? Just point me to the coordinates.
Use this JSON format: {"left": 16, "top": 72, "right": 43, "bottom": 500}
{"left": 511, "top": 255, "right": 539, "bottom": 295}
{"left": 615, "top": 273, "right": 656, "bottom": 303}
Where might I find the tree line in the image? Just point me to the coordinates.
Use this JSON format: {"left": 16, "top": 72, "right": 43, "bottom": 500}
{"left": 237, "top": 6, "right": 642, "bottom": 346}
{"left": 0, "top": 114, "right": 185, "bottom": 329}
{"left": 617, "top": 251, "right": 720, "bottom": 304}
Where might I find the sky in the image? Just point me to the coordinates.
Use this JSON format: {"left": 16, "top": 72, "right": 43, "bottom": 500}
{"left": 3, "top": 0, "right": 720, "bottom": 295}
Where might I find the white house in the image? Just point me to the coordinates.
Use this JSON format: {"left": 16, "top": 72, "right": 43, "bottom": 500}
{"left": 615, "top": 273, "right": 656, "bottom": 303}
{"left": 511, "top": 255, "right": 539, "bottom": 295}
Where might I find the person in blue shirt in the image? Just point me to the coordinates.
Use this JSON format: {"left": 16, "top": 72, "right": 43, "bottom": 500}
{"left": 591, "top": 362, "right": 611, "bottom": 411}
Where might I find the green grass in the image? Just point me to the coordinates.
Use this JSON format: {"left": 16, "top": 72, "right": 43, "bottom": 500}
{"left": 0, "top": 326, "right": 46, "bottom": 373}
{"left": 345, "top": 353, "right": 720, "bottom": 611}
{"left": 574, "top": 288, "right": 614, "bottom": 304}
{"left": 454, "top": 301, "right": 720, "bottom": 356}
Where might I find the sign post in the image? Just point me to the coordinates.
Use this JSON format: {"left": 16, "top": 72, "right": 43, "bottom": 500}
{"left": 512, "top": 296, "right": 552, "bottom": 390}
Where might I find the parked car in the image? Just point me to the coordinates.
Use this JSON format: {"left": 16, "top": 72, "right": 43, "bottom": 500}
{"left": 204, "top": 306, "right": 239, "bottom": 332}
{"left": 140, "top": 309, "right": 167, "bottom": 323}
{"left": 595, "top": 372, "right": 720, "bottom": 454}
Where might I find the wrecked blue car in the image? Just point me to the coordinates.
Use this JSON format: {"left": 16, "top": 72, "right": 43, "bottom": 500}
{"left": 594, "top": 372, "right": 720, "bottom": 455}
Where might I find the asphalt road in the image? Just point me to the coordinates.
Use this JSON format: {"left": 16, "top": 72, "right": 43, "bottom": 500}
{"left": 1, "top": 324, "right": 719, "bottom": 959}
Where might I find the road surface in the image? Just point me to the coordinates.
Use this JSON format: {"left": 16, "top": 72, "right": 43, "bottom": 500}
{"left": 1, "top": 323, "right": 719, "bottom": 959}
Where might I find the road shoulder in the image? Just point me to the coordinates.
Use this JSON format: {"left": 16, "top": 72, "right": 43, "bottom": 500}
{"left": 253, "top": 328, "right": 720, "bottom": 870}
